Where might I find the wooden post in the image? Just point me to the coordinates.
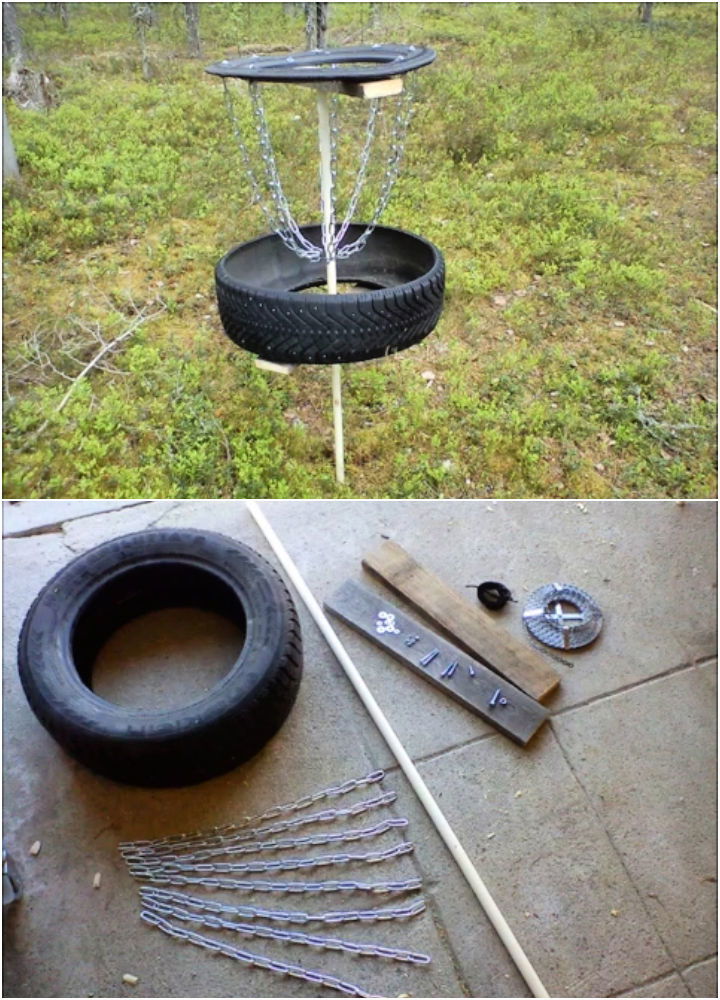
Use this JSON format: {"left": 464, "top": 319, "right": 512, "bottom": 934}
{"left": 317, "top": 87, "right": 345, "bottom": 484}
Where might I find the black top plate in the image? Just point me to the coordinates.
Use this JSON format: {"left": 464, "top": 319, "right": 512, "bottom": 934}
{"left": 206, "top": 43, "right": 436, "bottom": 83}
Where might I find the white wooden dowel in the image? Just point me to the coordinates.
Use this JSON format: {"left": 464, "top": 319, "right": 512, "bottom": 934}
{"left": 317, "top": 87, "right": 345, "bottom": 485}
{"left": 245, "top": 500, "right": 551, "bottom": 999}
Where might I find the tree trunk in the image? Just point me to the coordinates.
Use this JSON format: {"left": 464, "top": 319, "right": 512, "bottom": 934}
{"left": 58, "top": 3, "right": 69, "bottom": 28}
{"left": 370, "top": 3, "right": 381, "bottom": 29}
{"left": 184, "top": 2, "right": 201, "bottom": 57}
{"left": 131, "top": 4, "right": 154, "bottom": 80}
{"left": 305, "top": 2, "right": 328, "bottom": 49}
{"left": 2, "top": 2, "right": 25, "bottom": 63}
{"left": 638, "top": 2, "right": 654, "bottom": 23}
{"left": 3, "top": 105, "right": 20, "bottom": 181}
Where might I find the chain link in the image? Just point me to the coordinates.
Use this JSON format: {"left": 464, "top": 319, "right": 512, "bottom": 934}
{"left": 134, "top": 872, "right": 423, "bottom": 894}
{"left": 141, "top": 909, "right": 376, "bottom": 998}
{"left": 139, "top": 886, "right": 426, "bottom": 926}
{"left": 142, "top": 896, "right": 431, "bottom": 964}
{"left": 122, "top": 790, "right": 397, "bottom": 864}
{"left": 120, "top": 769, "right": 385, "bottom": 856}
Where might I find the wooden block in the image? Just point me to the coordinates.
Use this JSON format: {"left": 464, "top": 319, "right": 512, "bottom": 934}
{"left": 303, "top": 77, "right": 404, "bottom": 99}
{"left": 361, "top": 540, "right": 561, "bottom": 703}
{"left": 324, "top": 579, "right": 549, "bottom": 746}
{"left": 339, "top": 76, "right": 403, "bottom": 99}
{"left": 254, "top": 358, "right": 298, "bottom": 375}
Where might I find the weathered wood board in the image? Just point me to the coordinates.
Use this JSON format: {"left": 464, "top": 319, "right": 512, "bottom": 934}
{"left": 324, "top": 579, "right": 549, "bottom": 746}
{"left": 362, "top": 540, "right": 560, "bottom": 703}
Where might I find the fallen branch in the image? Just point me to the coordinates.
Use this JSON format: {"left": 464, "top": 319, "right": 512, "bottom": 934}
{"left": 19, "top": 300, "right": 166, "bottom": 444}
{"left": 53, "top": 303, "right": 165, "bottom": 415}
{"left": 693, "top": 298, "right": 718, "bottom": 315}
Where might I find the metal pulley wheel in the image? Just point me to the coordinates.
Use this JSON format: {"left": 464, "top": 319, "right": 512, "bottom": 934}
{"left": 522, "top": 583, "right": 603, "bottom": 650}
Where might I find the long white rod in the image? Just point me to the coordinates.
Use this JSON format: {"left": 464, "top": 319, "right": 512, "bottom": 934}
{"left": 316, "top": 88, "right": 345, "bottom": 485}
{"left": 246, "top": 500, "right": 550, "bottom": 999}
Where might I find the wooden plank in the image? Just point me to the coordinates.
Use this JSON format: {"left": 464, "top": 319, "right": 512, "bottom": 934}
{"left": 255, "top": 358, "right": 298, "bottom": 375}
{"left": 324, "top": 579, "right": 549, "bottom": 746}
{"left": 339, "top": 76, "right": 403, "bottom": 99}
{"left": 361, "top": 540, "right": 560, "bottom": 703}
{"left": 300, "top": 77, "right": 404, "bottom": 99}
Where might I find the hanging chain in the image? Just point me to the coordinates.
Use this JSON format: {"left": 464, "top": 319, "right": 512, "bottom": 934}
{"left": 121, "top": 789, "right": 396, "bottom": 863}
{"left": 139, "top": 886, "right": 426, "bottom": 926}
{"left": 220, "top": 73, "right": 417, "bottom": 264}
{"left": 129, "top": 840, "right": 414, "bottom": 878}
{"left": 335, "top": 83, "right": 416, "bottom": 259}
{"left": 133, "top": 872, "right": 424, "bottom": 894}
{"left": 142, "top": 897, "right": 431, "bottom": 964}
{"left": 120, "top": 769, "right": 386, "bottom": 857}
{"left": 141, "top": 909, "right": 375, "bottom": 998}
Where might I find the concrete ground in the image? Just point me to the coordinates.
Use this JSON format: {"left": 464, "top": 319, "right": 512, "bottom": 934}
{"left": 2, "top": 499, "right": 717, "bottom": 1000}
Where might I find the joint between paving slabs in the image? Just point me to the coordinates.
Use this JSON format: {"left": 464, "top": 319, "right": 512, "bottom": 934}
{"left": 552, "top": 655, "right": 717, "bottom": 719}
{"left": 2, "top": 500, "right": 153, "bottom": 540}
{"left": 549, "top": 723, "right": 682, "bottom": 985}
{"left": 678, "top": 953, "right": 719, "bottom": 998}
{"left": 357, "top": 753, "right": 477, "bottom": 999}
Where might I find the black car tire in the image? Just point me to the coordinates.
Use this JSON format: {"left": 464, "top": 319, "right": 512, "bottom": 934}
{"left": 17, "top": 529, "right": 303, "bottom": 787}
{"left": 215, "top": 223, "right": 445, "bottom": 364}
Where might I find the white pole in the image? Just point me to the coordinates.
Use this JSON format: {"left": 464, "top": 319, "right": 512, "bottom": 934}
{"left": 245, "top": 500, "right": 551, "bottom": 1000}
{"left": 316, "top": 87, "right": 345, "bottom": 485}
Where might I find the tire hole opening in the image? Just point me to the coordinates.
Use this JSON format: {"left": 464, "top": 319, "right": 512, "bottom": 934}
{"left": 71, "top": 563, "right": 246, "bottom": 711}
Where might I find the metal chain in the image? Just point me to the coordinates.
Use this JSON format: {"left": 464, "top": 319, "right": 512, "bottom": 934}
{"left": 122, "top": 792, "right": 397, "bottom": 863}
{"left": 135, "top": 817, "right": 408, "bottom": 867}
{"left": 143, "top": 896, "right": 431, "bottom": 964}
{"left": 220, "top": 74, "right": 417, "bottom": 264}
{"left": 336, "top": 84, "right": 416, "bottom": 259}
{"left": 135, "top": 871, "right": 423, "bottom": 894}
{"left": 141, "top": 909, "right": 375, "bottom": 998}
{"left": 121, "top": 789, "right": 397, "bottom": 863}
{"left": 129, "top": 841, "right": 414, "bottom": 878}
{"left": 120, "top": 769, "right": 385, "bottom": 856}
{"left": 139, "top": 886, "right": 426, "bottom": 926}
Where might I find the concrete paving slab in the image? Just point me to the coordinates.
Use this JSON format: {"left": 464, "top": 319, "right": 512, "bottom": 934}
{"left": 2, "top": 505, "right": 461, "bottom": 999}
{"left": 2, "top": 499, "right": 148, "bottom": 536}
{"left": 233, "top": 499, "right": 717, "bottom": 753}
{"left": 409, "top": 728, "right": 675, "bottom": 998}
{"left": 552, "top": 667, "right": 717, "bottom": 969}
{"left": 3, "top": 499, "right": 717, "bottom": 1000}
{"left": 682, "top": 955, "right": 718, "bottom": 998}
{"left": 619, "top": 971, "right": 691, "bottom": 997}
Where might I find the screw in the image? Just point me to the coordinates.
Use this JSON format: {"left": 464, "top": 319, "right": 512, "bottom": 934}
{"left": 419, "top": 649, "right": 439, "bottom": 667}
{"left": 404, "top": 635, "right": 420, "bottom": 647}
{"left": 488, "top": 688, "right": 507, "bottom": 708}
{"left": 468, "top": 664, "right": 476, "bottom": 678}
{"left": 441, "top": 660, "right": 458, "bottom": 678}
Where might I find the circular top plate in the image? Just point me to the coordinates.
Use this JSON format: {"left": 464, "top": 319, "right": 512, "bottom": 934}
{"left": 205, "top": 43, "right": 436, "bottom": 83}
{"left": 522, "top": 582, "right": 603, "bottom": 651}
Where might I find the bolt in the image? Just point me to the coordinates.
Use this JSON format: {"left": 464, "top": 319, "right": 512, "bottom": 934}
{"left": 489, "top": 688, "right": 501, "bottom": 708}
{"left": 468, "top": 664, "right": 476, "bottom": 678}
{"left": 419, "top": 649, "right": 439, "bottom": 667}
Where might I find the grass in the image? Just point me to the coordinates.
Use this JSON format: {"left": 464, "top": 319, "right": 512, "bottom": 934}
{"left": 3, "top": 1, "right": 717, "bottom": 498}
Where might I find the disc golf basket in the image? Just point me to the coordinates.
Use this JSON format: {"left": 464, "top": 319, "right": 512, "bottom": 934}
{"left": 206, "top": 44, "right": 444, "bottom": 484}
